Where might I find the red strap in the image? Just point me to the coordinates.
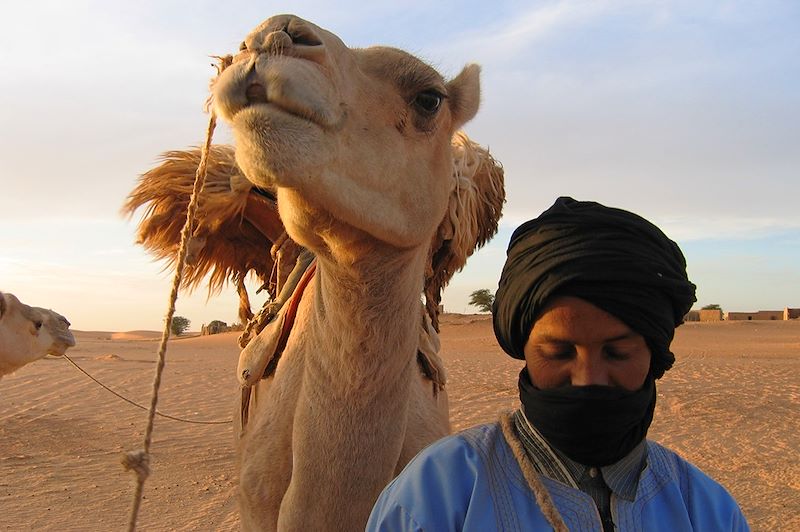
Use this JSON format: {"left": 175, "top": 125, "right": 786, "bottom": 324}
{"left": 272, "top": 260, "right": 317, "bottom": 368}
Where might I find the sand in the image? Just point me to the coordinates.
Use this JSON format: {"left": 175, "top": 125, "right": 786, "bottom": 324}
{"left": 1, "top": 315, "right": 798, "bottom": 531}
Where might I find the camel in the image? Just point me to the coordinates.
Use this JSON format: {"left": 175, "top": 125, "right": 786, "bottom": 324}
{"left": 0, "top": 292, "right": 76, "bottom": 378}
{"left": 213, "top": 15, "right": 504, "bottom": 530}
{"left": 127, "top": 14, "right": 503, "bottom": 531}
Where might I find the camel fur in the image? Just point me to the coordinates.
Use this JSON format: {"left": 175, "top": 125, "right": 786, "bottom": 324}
{"left": 0, "top": 292, "right": 75, "bottom": 378}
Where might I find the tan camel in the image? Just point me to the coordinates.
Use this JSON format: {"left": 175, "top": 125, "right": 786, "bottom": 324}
{"left": 0, "top": 292, "right": 76, "bottom": 378}
{"left": 209, "top": 15, "right": 504, "bottom": 531}
{"left": 126, "top": 13, "right": 503, "bottom": 530}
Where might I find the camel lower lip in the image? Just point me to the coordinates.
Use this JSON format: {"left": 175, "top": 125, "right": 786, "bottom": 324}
{"left": 237, "top": 102, "right": 320, "bottom": 128}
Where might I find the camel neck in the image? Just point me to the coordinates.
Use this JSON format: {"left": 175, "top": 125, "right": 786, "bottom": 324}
{"left": 304, "top": 247, "right": 427, "bottom": 384}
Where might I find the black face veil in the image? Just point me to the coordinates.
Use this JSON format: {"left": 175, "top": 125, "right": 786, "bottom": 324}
{"left": 492, "top": 197, "right": 697, "bottom": 379}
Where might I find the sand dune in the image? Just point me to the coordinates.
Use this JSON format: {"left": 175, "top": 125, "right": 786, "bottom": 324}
{"left": 1, "top": 316, "right": 798, "bottom": 530}
{"left": 109, "top": 331, "right": 164, "bottom": 341}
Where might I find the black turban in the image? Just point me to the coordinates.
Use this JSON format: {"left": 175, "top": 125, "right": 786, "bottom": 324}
{"left": 492, "top": 197, "right": 696, "bottom": 379}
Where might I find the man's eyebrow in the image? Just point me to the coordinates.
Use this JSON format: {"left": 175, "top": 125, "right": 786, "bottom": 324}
{"left": 605, "top": 332, "right": 641, "bottom": 342}
{"left": 529, "top": 334, "right": 571, "bottom": 344}
{"left": 531, "top": 332, "right": 640, "bottom": 343}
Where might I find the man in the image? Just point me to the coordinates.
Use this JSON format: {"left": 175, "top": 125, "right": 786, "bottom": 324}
{"left": 367, "top": 197, "right": 749, "bottom": 531}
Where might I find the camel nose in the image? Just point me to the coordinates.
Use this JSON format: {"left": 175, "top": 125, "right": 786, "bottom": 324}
{"left": 242, "top": 16, "right": 325, "bottom": 59}
{"left": 215, "top": 16, "right": 327, "bottom": 121}
{"left": 263, "top": 28, "right": 293, "bottom": 54}
{"left": 270, "top": 16, "right": 323, "bottom": 48}
{"left": 241, "top": 18, "right": 325, "bottom": 107}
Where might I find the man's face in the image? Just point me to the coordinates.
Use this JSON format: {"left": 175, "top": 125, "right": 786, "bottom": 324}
{"left": 524, "top": 296, "right": 651, "bottom": 391}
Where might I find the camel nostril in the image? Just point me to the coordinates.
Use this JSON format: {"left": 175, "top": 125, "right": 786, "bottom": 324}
{"left": 283, "top": 22, "right": 322, "bottom": 47}
{"left": 246, "top": 83, "right": 268, "bottom": 104}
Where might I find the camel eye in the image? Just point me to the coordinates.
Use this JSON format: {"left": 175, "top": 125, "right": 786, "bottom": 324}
{"left": 413, "top": 90, "right": 444, "bottom": 115}
{"left": 34, "top": 320, "right": 43, "bottom": 331}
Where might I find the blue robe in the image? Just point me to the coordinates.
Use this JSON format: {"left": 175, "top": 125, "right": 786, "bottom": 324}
{"left": 368, "top": 422, "right": 749, "bottom": 531}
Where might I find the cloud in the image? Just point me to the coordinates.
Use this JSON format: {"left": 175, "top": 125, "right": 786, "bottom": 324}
{"left": 655, "top": 217, "right": 800, "bottom": 243}
{"left": 3, "top": 1, "right": 798, "bottom": 327}
{"left": 425, "top": 0, "right": 662, "bottom": 67}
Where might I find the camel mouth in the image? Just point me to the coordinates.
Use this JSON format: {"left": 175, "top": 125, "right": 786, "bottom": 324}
{"left": 245, "top": 82, "right": 269, "bottom": 105}
{"left": 234, "top": 77, "right": 326, "bottom": 128}
{"left": 47, "top": 342, "right": 72, "bottom": 357}
{"left": 53, "top": 330, "right": 77, "bottom": 353}
{"left": 216, "top": 60, "right": 343, "bottom": 131}
{"left": 237, "top": 99, "right": 331, "bottom": 131}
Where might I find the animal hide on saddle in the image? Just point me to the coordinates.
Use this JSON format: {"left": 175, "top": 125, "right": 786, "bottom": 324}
{"left": 123, "top": 146, "right": 295, "bottom": 326}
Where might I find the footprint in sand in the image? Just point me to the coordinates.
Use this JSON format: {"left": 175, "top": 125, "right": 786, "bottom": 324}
{"left": 95, "top": 354, "right": 123, "bottom": 361}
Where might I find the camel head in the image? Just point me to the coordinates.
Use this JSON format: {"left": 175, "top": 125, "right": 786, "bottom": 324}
{"left": 212, "top": 14, "right": 482, "bottom": 255}
{"left": 0, "top": 292, "right": 76, "bottom": 376}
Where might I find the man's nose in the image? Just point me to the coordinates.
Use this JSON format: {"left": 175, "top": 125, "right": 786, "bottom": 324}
{"left": 571, "top": 349, "right": 609, "bottom": 386}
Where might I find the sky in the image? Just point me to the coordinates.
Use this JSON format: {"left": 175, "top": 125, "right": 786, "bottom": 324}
{"left": 1, "top": 0, "right": 798, "bottom": 331}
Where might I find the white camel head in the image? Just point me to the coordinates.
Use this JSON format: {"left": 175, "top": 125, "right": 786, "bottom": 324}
{"left": 212, "top": 14, "right": 483, "bottom": 258}
{"left": 0, "top": 292, "right": 76, "bottom": 377}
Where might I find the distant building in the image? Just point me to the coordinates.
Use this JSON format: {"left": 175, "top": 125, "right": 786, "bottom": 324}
{"left": 201, "top": 321, "right": 230, "bottom": 335}
{"left": 699, "top": 309, "right": 723, "bottom": 322}
{"left": 687, "top": 307, "right": 798, "bottom": 322}
{"left": 726, "top": 310, "right": 784, "bottom": 321}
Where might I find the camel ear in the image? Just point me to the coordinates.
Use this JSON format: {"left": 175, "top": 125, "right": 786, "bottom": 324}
{"left": 0, "top": 293, "right": 6, "bottom": 319}
{"left": 447, "top": 64, "right": 481, "bottom": 130}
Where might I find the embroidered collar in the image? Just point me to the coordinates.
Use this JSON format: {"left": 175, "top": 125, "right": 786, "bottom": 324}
{"left": 554, "top": 438, "right": 646, "bottom": 502}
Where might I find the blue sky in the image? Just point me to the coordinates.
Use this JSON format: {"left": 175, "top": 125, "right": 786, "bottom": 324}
{"left": 1, "top": 1, "right": 798, "bottom": 330}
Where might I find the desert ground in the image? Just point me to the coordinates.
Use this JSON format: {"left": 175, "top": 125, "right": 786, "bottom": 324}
{"left": 1, "top": 315, "right": 798, "bottom": 531}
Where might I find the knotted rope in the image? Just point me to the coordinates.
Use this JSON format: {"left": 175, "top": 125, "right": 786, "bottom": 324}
{"left": 123, "top": 54, "right": 233, "bottom": 532}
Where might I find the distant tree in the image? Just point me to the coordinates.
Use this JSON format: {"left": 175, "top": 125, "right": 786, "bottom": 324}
{"left": 469, "top": 289, "right": 495, "bottom": 313}
{"left": 171, "top": 315, "right": 191, "bottom": 336}
{"left": 701, "top": 304, "right": 722, "bottom": 311}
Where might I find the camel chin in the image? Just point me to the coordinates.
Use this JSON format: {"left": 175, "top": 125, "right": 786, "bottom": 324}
{"left": 229, "top": 103, "right": 335, "bottom": 192}
{"left": 0, "top": 292, "right": 76, "bottom": 377}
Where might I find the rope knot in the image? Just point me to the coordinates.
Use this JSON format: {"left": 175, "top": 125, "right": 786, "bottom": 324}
{"left": 122, "top": 449, "right": 151, "bottom": 482}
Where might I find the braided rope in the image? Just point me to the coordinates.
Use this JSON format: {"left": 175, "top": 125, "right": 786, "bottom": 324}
{"left": 123, "top": 55, "right": 232, "bottom": 532}
{"left": 499, "top": 412, "right": 569, "bottom": 532}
